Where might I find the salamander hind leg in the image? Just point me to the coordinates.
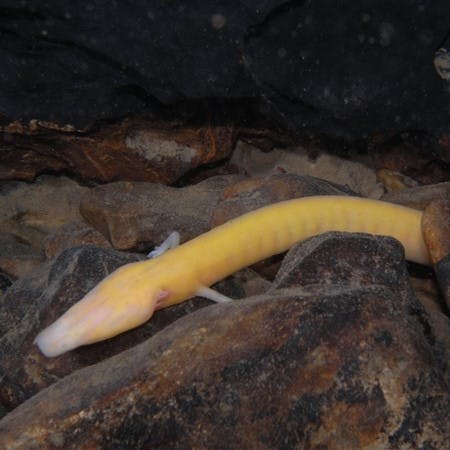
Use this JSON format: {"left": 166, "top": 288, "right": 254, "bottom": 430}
{"left": 196, "top": 286, "right": 233, "bottom": 303}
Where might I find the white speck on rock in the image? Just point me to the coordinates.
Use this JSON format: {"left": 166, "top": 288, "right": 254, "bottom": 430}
{"left": 211, "top": 13, "right": 226, "bottom": 30}
{"left": 125, "top": 130, "right": 198, "bottom": 167}
{"left": 379, "top": 22, "right": 395, "bottom": 47}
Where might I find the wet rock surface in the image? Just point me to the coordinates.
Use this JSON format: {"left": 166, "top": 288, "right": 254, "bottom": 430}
{"left": 1, "top": 232, "right": 448, "bottom": 449}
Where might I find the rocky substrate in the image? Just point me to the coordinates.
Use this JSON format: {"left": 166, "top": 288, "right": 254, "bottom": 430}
{"left": 0, "top": 160, "right": 449, "bottom": 448}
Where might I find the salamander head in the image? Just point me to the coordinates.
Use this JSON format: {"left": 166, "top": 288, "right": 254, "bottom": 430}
{"left": 35, "top": 262, "right": 170, "bottom": 357}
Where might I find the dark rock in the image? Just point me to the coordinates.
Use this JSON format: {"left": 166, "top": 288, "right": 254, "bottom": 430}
{"left": 435, "top": 255, "right": 450, "bottom": 312}
{"left": 0, "top": 117, "right": 236, "bottom": 183}
{"left": 0, "top": 244, "right": 242, "bottom": 414}
{"left": 0, "top": 1, "right": 448, "bottom": 141}
{"left": 272, "top": 232, "right": 411, "bottom": 295}
{"left": 0, "top": 284, "right": 448, "bottom": 449}
{"left": 0, "top": 271, "right": 13, "bottom": 293}
{"left": 80, "top": 174, "right": 243, "bottom": 251}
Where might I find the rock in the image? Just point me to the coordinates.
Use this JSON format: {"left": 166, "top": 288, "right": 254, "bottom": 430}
{"left": 80, "top": 175, "right": 242, "bottom": 251}
{"left": 411, "top": 275, "right": 450, "bottom": 377}
{"left": 0, "top": 234, "right": 44, "bottom": 279}
{"left": 376, "top": 168, "right": 419, "bottom": 192}
{"left": 410, "top": 277, "right": 447, "bottom": 315}
{"left": 434, "top": 47, "right": 450, "bottom": 82}
{"left": 421, "top": 199, "right": 450, "bottom": 264}
{"left": 272, "top": 232, "right": 450, "bottom": 387}
{"left": 0, "top": 245, "right": 242, "bottom": 413}
{"left": 0, "top": 271, "right": 13, "bottom": 294}
{"left": 231, "top": 141, "right": 383, "bottom": 197}
{"left": 0, "top": 2, "right": 448, "bottom": 141}
{"left": 0, "top": 246, "right": 140, "bottom": 413}
{"left": 272, "top": 232, "right": 412, "bottom": 295}
{"left": 43, "top": 221, "right": 112, "bottom": 258}
{"left": 211, "top": 173, "right": 354, "bottom": 227}
{"left": 0, "top": 175, "right": 88, "bottom": 250}
{"left": 1, "top": 282, "right": 449, "bottom": 449}
{"left": 372, "top": 133, "right": 450, "bottom": 185}
{"left": 435, "top": 255, "right": 450, "bottom": 311}
{"left": 0, "top": 118, "right": 235, "bottom": 183}
{"left": 381, "top": 182, "right": 450, "bottom": 210}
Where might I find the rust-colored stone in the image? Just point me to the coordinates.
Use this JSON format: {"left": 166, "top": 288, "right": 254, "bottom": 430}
{"left": 421, "top": 199, "right": 450, "bottom": 264}
{"left": 0, "top": 117, "right": 236, "bottom": 184}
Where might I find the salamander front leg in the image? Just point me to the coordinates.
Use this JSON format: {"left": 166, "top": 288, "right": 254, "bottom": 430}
{"left": 147, "top": 231, "right": 181, "bottom": 258}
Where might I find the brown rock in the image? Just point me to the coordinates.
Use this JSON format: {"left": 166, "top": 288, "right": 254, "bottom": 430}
{"left": 0, "top": 175, "right": 88, "bottom": 250}
{"left": 0, "top": 117, "right": 235, "bottom": 184}
{"left": 381, "top": 182, "right": 450, "bottom": 210}
{"left": 211, "top": 173, "right": 354, "bottom": 227}
{"left": 0, "top": 284, "right": 448, "bottom": 449}
{"left": 0, "top": 234, "right": 44, "bottom": 279}
{"left": 421, "top": 199, "right": 450, "bottom": 264}
{"left": 0, "top": 245, "right": 242, "bottom": 413}
{"left": 80, "top": 174, "right": 242, "bottom": 251}
{"left": 43, "top": 220, "right": 112, "bottom": 258}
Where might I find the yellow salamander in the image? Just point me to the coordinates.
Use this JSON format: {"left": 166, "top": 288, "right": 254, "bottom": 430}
{"left": 35, "top": 195, "right": 429, "bottom": 357}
